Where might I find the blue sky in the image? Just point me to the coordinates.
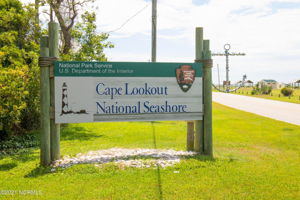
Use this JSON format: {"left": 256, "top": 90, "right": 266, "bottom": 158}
{"left": 23, "top": 0, "right": 300, "bottom": 83}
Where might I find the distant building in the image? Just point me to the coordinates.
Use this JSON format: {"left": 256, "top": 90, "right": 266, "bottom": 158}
{"left": 258, "top": 79, "right": 285, "bottom": 89}
{"left": 244, "top": 80, "right": 254, "bottom": 87}
{"left": 292, "top": 80, "right": 300, "bottom": 88}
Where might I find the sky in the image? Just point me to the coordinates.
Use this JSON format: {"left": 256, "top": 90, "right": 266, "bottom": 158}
{"left": 22, "top": 0, "right": 300, "bottom": 84}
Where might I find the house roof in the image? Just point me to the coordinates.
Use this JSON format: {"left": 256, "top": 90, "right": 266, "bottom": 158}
{"left": 295, "top": 80, "right": 300, "bottom": 83}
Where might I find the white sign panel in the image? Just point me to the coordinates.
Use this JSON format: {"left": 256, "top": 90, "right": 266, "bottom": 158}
{"left": 54, "top": 62, "right": 203, "bottom": 123}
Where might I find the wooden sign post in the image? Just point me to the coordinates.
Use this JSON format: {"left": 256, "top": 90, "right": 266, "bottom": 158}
{"left": 48, "top": 22, "right": 60, "bottom": 162}
{"left": 192, "top": 27, "right": 213, "bottom": 156}
{"left": 39, "top": 22, "right": 60, "bottom": 166}
{"left": 39, "top": 25, "right": 213, "bottom": 166}
{"left": 39, "top": 36, "right": 51, "bottom": 166}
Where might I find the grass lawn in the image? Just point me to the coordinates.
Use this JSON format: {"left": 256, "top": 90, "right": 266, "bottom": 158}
{"left": 226, "top": 87, "right": 300, "bottom": 104}
{"left": 0, "top": 103, "right": 300, "bottom": 200}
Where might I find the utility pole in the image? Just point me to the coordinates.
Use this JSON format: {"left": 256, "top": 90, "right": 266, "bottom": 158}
{"left": 212, "top": 44, "right": 245, "bottom": 92}
{"left": 152, "top": 0, "right": 157, "bottom": 62}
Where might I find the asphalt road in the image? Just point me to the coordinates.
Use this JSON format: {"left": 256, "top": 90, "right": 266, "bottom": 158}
{"left": 213, "top": 92, "right": 300, "bottom": 126}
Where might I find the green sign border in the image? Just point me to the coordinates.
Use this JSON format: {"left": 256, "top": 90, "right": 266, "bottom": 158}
{"left": 55, "top": 61, "right": 203, "bottom": 77}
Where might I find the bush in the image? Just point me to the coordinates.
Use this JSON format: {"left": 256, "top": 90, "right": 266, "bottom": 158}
{"left": 0, "top": 133, "right": 38, "bottom": 155}
{"left": 251, "top": 87, "right": 259, "bottom": 95}
{"left": 0, "top": 66, "right": 30, "bottom": 135}
{"left": 281, "top": 87, "right": 293, "bottom": 97}
{"left": 0, "top": 65, "right": 40, "bottom": 137}
{"left": 0, "top": 0, "right": 40, "bottom": 137}
{"left": 251, "top": 85, "right": 272, "bottom": 95}
{"left": 261, "top": 85, "right": 272, "bottom": 95}
{"left": 20, "top": 56, "right": 40, "bottom": 131}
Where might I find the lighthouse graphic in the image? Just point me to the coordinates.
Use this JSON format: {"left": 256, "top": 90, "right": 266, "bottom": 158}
{"left": 61, "top": 82, "right": 70, "bottom": 115}
{"left": 60, "top": 82, "right": 88, "bottom": 116}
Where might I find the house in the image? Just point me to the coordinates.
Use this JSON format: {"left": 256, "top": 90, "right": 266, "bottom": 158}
{"left": 244, "top": 80, "right": 254, "bottom": 87}
{"left": 292, "top": 80, "right": 300, "bottom": 88}
{"left": 258, "top": 79, "right": 285, "bottom": 89}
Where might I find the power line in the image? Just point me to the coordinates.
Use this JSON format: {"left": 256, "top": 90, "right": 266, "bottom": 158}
{"left": 107, "top": 3, "right": 150, "bottom": 34}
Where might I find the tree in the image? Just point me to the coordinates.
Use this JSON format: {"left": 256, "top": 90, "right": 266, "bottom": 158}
{"left": 0, "top": 0, "right": 38, "bottom": 55}
{"left": 47, "top": 0, "right": 94, "bottom": 54}
{"left": 63, "top": 11, "right": 113, "bottom": 61}
{"left": 0, "top": 0, "right": 40, "bottom": 136}
{"left": 0, "top": 0, "right": 113, "bottom": 137}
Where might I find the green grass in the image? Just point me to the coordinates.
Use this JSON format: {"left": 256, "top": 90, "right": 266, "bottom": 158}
{"left": 1, "top": 103, "right": 300, "bottom": 200}
{"left": 227, "top": 87, "right": 300, "bottom": 104}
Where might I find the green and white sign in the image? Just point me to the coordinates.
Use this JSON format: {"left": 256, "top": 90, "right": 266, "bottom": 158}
{"left": 54, "top": 61, "right": 203, "bottom": 123}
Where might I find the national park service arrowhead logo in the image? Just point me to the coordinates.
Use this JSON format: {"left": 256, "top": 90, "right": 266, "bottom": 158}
{"left": 176, "top": 65, "right": 195, "bottom": 92}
